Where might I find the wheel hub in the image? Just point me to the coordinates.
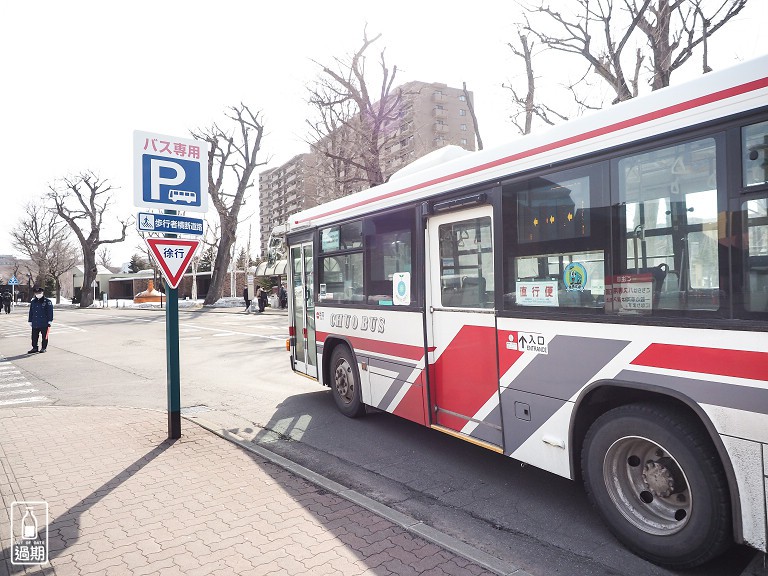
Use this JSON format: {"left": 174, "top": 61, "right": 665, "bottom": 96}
{"left": 642, "top": 460, "right": 675, "bottom": 497}
{"left": 335, "top": 361, "right": 352, "bottom": 401}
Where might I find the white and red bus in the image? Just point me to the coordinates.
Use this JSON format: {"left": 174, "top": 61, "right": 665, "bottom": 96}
{"left": 284, "top": 55, "right": 768, "bottom": 568}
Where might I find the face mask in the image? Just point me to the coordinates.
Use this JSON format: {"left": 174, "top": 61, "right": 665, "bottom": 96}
{"left": 35, "top": 293, "right": 43, "bottom": 299}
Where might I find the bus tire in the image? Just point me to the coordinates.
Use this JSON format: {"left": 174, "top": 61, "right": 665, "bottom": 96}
{"left": 581, "top": 402, "right": 731, "bottom": 569}
{"left": 330, "top": 345, "right": 366, "bottom": 418}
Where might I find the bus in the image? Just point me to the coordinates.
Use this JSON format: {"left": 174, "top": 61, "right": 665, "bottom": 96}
{"left": 284, "top": 55, "right": 768, "bottom": 569}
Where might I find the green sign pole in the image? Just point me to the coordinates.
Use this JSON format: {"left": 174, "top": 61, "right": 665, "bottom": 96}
{"left": 165, "top": 209, "right": 181, "bottom": 439}
{"left": 166, "top": 281, "right": 181, "bottom": 438}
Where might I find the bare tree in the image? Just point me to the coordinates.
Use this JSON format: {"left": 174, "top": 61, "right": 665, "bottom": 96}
{"left": 512, "top": 0, "right": 748, "bottom": 129}
{"left": 504, "top": 29, "right": 571, "bottom": 134}
{"left": 10, "top": 201, "right": 58, "bottom": 289}
{"left": 192, "top": 104, "right": 265, "bottom": 305}
{"left": 97, "top": 247, "right": 113, "bottom": 269}
{"left": 462, "top": 82, "right": 484, "bottom": 150}
{"left": 307, "top": 27, "right": 403, "bottom": 197}
{"left": 48, "top": 171, "right": 129, "bottom": 307}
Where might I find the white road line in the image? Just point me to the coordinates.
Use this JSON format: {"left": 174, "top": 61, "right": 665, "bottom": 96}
{"left": 0, "top": 382, "right": 31, "bottom": 389}
{"left": 212, "top": 333, "right": 235, "bottom": 337}
{"left": 0, "top": 389, "right": 37, "bottom": 397}
{"left": 183, "top": 324, "right": 284, "bottom": 341}
{"left": 179, "top": 337, "right": 202, "bottom": 341}
{"left": 0, "top": 396, "right": 48, "bottom": 406}
{"left": 0, "top": 376, "right": 27, "bottom": 383}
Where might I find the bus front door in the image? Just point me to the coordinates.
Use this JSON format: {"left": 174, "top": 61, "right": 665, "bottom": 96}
{"left": 426, "top": 205, "right": 503, "bottom": 450}
{"left": 290, "top": 242, "right": 317, "bottom": 378}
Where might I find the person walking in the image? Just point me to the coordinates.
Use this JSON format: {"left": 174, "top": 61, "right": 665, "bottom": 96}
{"left": 28, "top": 286, "right": 53, "bottom": 354}
{"left": 243, "top": 286, "right": 251, "bottom": 312}
{"left": 2, "top": 291, "right": 11, "bottom": 314}
{"left": 278, "top": 283, "right": 287, "bottom": 309}
{"left": 257, "top": 286, "right": 267, "bottom": 313}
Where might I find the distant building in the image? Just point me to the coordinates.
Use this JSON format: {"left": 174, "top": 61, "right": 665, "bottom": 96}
{"left": 258, "top": 81, "right": 476, "bottom": 256}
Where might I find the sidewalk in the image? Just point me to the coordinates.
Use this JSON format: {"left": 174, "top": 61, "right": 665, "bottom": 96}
{"left": 0, "top": 407, "right": 524, "bottom": 576}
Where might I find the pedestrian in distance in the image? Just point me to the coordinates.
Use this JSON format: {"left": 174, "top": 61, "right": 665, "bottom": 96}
{"left": 243, "top": 286, "right": 251, "bottom": 312}
{"left": 2, "top": 291, "right": 11, "bottom": 314}
{"left": 257, "top": 286, "right": 267, "bottom": 313}
{"left": 278, "top": 283, "right": 287, "bottom": 309}
{"left": 28, "top": 286, "right": 53, "bottom": 354}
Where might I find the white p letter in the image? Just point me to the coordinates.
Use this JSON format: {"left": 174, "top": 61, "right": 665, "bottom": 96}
{"left": 150, "top": 159, "right": 185, "bottom": 200}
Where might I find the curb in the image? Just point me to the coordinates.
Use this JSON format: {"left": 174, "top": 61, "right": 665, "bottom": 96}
{"left": 185, "top": 415, "right": 533, "bottom": 576}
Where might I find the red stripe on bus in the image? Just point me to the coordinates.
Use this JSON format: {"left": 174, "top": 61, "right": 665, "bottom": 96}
{"left": 295, "top": 76, "right": 768, "bottom": 225}
{"left": 316, "top": 331, "right": 426, "bottom": 361}
{"left": 631, "top": 344, "right": 768, "bottom": 382}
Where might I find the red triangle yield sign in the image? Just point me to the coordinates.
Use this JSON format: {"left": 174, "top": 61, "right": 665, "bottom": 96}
{"left": 146, "top": 238, "right": 200, "bottom": 289}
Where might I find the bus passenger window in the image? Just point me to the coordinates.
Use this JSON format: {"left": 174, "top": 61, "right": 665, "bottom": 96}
{"left": 743, "top": 121, "right": 768, "bottom": 188}
{"left": 501, "top": 163, "right": 609, "bottom": 311}
{"left": 744, "top": 198, "right": 768, "bottom": 313}
{"left": 319, "top": 253, "right": 364, "bottom": 302}
{"left": 614, "top": 137, "right": 720, "bottom": 314}
{"left": 364, "top": 209, "right": 415, "bottom": 306}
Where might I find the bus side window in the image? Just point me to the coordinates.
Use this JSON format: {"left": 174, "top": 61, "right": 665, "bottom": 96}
{"left": 744, "top": 198, "right": 768, "bottom": 313}
{"left": 502, "top": 163, "right": 608, "bottom": 311}
{"left": 613, "top": 137, "right": 720, "bottom": 314}
{"left": 742, "top": 120, "right": 768, "bottom": 188}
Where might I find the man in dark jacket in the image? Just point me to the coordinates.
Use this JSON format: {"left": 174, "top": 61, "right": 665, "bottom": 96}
{"left": 1, "top": 291, "right": 11, "bottom": 314}
{"left": 28, "top": 287, "right": 53, "bottom": 353}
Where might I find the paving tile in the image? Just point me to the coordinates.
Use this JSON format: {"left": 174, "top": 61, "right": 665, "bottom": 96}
{"left": 0, "top": 407, "right": 500, "bottom": 576}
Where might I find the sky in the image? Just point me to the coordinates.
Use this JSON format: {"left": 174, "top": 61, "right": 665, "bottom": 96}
{"left": 1, "top": 0, "right": 765, "bottom": 267}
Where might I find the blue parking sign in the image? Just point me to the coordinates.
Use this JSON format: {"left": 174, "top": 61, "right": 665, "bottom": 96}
{"left": 133, "top": 131, "right": 208, "bottom": 213}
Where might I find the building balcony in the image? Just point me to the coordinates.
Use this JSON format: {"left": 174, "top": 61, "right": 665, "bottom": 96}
{"left": 433, "top": 107, "right": 447, "bottom": 117}
{"left": 433, "top": 92, "right": 447, "bottom": 102}
{"left": 434, "top": 123, "right": 449, "bottom": 133}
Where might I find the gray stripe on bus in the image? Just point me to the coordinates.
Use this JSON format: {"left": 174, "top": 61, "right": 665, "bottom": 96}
{"left": 616, "top": 370, "right": 768, "bottom": 416}
{"left": 367, "top": 357, "right": 419, "bottom": 410}
{"left": 506, "top": 335, "right": 630, "bottom": 400}
{"left": 499, "top": 335, "right": 630, "bottom": 455}
{"left": 469, "top": 405, "right": 504, "bottom": 447}
{"left": 500, "top": 388, "right": 568, "bottom": 456}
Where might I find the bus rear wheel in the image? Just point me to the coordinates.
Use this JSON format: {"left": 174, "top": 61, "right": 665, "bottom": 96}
{"left": 581, "top": 403, "right": 731, "bottom": 569}
{"left": 330, "top": 346, "right": 366, "bottom": 418}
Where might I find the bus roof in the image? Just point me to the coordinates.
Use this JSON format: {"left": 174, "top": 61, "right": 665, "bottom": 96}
{"left": 288, "top": 54, "right": 768, "bottom": 232}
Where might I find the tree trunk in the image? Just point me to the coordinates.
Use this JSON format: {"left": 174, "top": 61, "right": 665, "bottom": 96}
{"left": 54, "top": 277, "right": 61, "bottom": 304}
{"left": 80, "top": 250, "right": 97, "bottom": 307}
{"left": 203, "top": 225, "right": 235, "bottom": 305}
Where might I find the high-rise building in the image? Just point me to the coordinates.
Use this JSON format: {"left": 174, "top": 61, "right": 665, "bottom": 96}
{"left": 259, "top": 81, "right": 476, "bottom": 256}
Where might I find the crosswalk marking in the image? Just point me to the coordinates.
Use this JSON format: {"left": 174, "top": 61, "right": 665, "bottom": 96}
{"left": 0, "top": 388, "right": 37, "bottom": 397}
{"left": 0, "top": 356, "right": 50, "bottom": 407}
{"left": 0, "top": 396, "right": 48, "bottom": 406}
{"left": 0, "top": 382, "right": 31, "bottom": 389}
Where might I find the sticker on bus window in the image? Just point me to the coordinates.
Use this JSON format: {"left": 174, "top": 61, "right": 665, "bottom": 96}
{"left": 605, "top": 274, "right": 653, "bottom": 313}
{"left": 563, "top": 263, "right": 588, "bottom": 292}
{"left": 393, "top": 272, "right": 410, "bottom": 305}
{"left": 319, "top": 283, "right": 327, "bottom": 299}
{"left": 516, "top": 280, "right": 559, "bottom": 307}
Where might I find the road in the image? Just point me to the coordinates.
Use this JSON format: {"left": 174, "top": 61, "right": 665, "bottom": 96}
{"left": 0, "top": 306, "right": 759, "bottom": 576}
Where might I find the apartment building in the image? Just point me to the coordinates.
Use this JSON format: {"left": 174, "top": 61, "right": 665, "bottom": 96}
{"left": 258, "top": 81, "right": 476, "bottom": 256}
